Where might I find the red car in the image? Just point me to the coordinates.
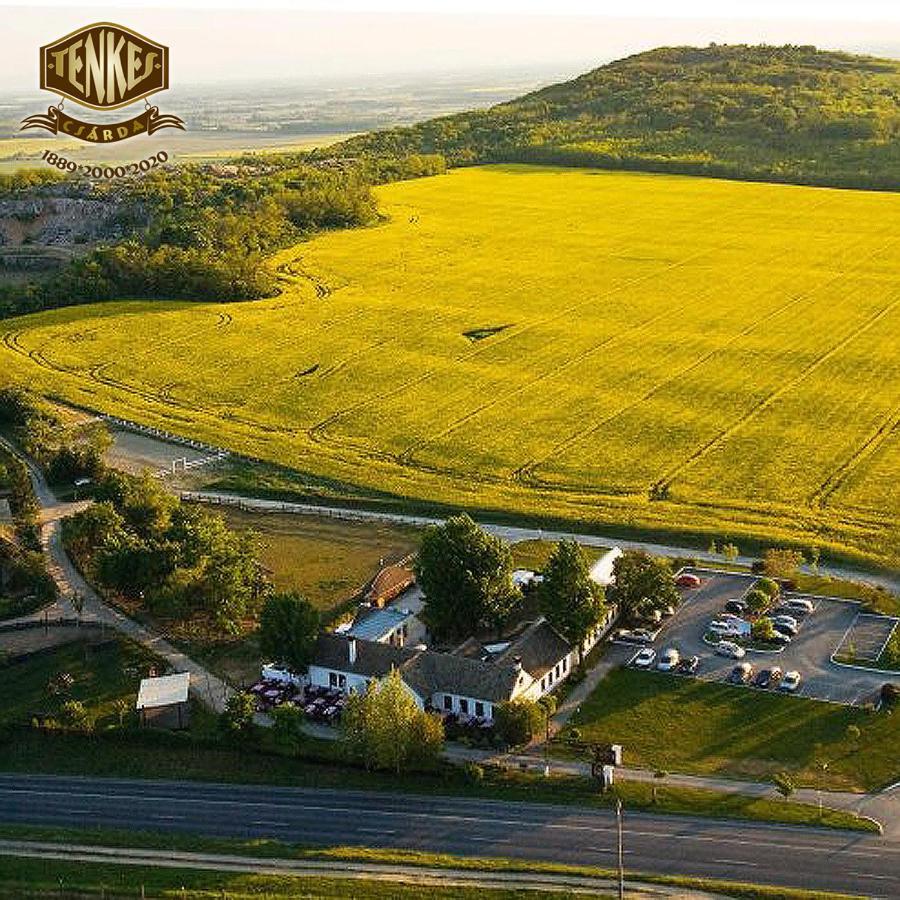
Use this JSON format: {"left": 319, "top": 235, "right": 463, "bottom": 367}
{"left": 676, "top": 573, "right": 702, "bottom": 588}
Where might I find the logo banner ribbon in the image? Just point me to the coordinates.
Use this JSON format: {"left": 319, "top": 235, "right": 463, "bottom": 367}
{"left": 20, "top": 106, "right": 185, "bottom": 144}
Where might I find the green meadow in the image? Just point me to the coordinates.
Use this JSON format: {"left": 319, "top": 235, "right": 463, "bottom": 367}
{"left": 2, "top": 166, "right": 899, "bottom": 565}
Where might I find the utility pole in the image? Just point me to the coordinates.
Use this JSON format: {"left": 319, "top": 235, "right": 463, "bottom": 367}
{"left": 616, "top": 797, "right": 625, "bottom": 900}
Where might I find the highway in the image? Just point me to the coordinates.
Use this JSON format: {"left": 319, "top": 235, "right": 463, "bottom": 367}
{"left": 0, "top": 774, "right": 896, "bottom": 897}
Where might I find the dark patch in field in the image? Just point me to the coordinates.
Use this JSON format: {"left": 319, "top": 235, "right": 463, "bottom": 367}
{"left": 295, "top": 364, "right": 320, "bottom": 378}
{"left": 463, "top": 324, "right": 512, "bottom": 342}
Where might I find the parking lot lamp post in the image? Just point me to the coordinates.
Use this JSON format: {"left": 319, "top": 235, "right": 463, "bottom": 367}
{"left": 819, "top": 762, "right": 829, "bottom": 819}
{"left": 616, "top": 797, "right": 625, "bottom": 900}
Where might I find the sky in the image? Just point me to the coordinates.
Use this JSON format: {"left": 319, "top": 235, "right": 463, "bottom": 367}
{"left": 1, "top": 2, "right": 899, "bottom": 92}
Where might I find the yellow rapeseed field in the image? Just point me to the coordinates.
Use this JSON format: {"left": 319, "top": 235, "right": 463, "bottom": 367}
{"left": 2, "top": 166, "right": 899, "bottom": 564}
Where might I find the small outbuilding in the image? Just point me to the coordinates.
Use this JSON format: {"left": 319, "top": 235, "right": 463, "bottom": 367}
{"left": 136, "top": 672, "right": 191, "bottom": 729}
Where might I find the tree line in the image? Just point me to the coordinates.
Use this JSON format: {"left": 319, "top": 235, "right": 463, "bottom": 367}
{"left": 0, "top": 153, "right": 445, "bottom": 318}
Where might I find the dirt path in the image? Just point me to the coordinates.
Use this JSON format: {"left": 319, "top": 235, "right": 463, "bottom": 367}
{"left": 0, "top": 434, "right": 233, "bottom": 713}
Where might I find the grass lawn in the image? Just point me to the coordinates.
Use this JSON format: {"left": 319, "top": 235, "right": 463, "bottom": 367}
{"left": 219, "top": 507, "right": 420, "bottom": 617}
{"left": 564, "top": 668, "right": 899, "bottom": 792}
{"left": 3, "top": 167, "right": 899, "bottom": 569}
{"left": 0, "top": 637, "right": 158, "bottom": 728}
{"left": 510, "top": 539, "right": 607, "bottom": 572}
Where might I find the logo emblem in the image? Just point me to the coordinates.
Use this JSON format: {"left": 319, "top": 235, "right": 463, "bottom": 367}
{"left": 21, "top": 22, "right": 184, "bottom": 144}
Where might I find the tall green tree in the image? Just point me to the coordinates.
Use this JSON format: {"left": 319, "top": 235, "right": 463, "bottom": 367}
{"left": 258, "top": 592, "right": 320, "bottom": 673}
{"left": 415, "top": 513, "right": 519, "bottom": 642}
{"left": 607, "top": 550, "right": 679, "bottom": 624}
{"left": 341, "top": 670, "right": 443, "bottom": 773}
{"left": 538, "top": 540, "right": 604, "bottom": 666}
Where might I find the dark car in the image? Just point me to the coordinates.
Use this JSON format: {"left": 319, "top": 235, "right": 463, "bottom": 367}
{"left": 753, "top": 666, "right": 783, "bottom": 688}
{"left": 769, "top": 632, "right": 792, "bottom": 646}
{"left": 771, "top": 620, "right": 798, "bottom": 637}
{"left": 728, "top": 663, "right": 753, "bottom": 684}
{"left": 676, "top": 655, "right": 700, "bottom": 675}
{"left": 725, "top": 599, "right": 748, "bottom": 616}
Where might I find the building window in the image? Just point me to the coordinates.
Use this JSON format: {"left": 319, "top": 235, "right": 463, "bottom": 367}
{"left": 541, "top": 677, "right": 546, "bottom": 691}
{"left": 329, "top": 672, "right": 337, "bottom": 687}
{"left": 562, "top": 657, "right": 568, "bottom": 673}
{"left": 443, "top": 694, "right": 452, "bottom": 710}
{"left": 459, "top": 699, "right": 469, "bottom": 714}
{"left": 329, "top": 672, "right": 347, "bottom": 689}
{"left": 555, "top": 663, "right": 561, "bottom": 678}
{"left": 475, "top": 702, "right": 484, "bottom": 717}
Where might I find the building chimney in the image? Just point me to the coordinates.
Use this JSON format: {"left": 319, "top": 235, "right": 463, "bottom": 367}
{"left": 512, "top": 655, "right": 522, "bottom": 672}
{"left": 348, "top": 637, "right": 358, "bottom": 666}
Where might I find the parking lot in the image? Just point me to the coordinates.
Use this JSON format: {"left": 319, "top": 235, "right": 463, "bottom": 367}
{"left": 619, "top": 567, "right": 894, "bottom": 706}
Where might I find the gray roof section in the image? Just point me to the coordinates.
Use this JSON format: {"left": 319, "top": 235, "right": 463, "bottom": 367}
{"left": 496, "top": 619, "right": 572, "bottom": 679}
{"left": 402, "top": 652, "right": 525, "bottom": 703}
{"left": 312, "top": 632, "right": 416, "bottom": 679}
{"left": 312, "top": 632, "right": 527, "bottom": 703}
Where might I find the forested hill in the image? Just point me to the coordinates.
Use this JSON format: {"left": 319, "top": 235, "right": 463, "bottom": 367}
{"left": 332, "top": 44, "right": 900, "bottom": 190}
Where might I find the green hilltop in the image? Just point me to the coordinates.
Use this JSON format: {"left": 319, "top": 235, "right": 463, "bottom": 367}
{"left": 333, "top": 44, "right": 900, "bottom": 190}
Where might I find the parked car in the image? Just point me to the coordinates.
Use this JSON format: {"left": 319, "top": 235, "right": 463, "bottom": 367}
{"left": 616, "top": 628, "right": 653, "bottom": 644}
{"left": 724, "top": 599, "right": 748, "bottom": 615}
{"left": 633, "top": 648, "right": 656, "bottom": 668}
{"left": 709, "top": 619, "right": 740, "bottom": 635}
{"left": 754, "top": 666, "right": 783, "bottom": 688}
{"left": 780, "top": 670, "right": 802, "bottom": 692}
{"left": 729, "top": 662, "right": 753, "bottom": 684}
{"left": 784, "top": 598, "right": 814, "bottom": 615}
{"left": 662, "top": 604, "right": 677, "bottom": 618}
{"left": 716, "top": 640, "right": 746, "bottom": 659}
{"left": 676, "top": 573, "right": 701, "bottom": 588}
{"left": 771, "top": 620, "right": 798, "bottom": 637}
{"left": 676, "top": 655, "right": 700, "bottom": 675}
{"left": 771, "top": 614, "right": 799, "bottom": 631}
{"left": 769, "top": 632, "right": 792, "bottom": 646}
{"left": 657, "top": 648, "right": 680, "bottom": 671}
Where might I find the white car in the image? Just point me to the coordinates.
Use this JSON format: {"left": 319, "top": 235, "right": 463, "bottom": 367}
{"left": 716, "top": 640, "right": 746, "bottom": 659}
{"left": 657, "top": 648, "right": 680, "bottom": 671}
{"left": 784, "top": 598, "right": 814, "bottom": 615}
{"left": 771, "top": 614, "right": 799, "bottom": 630}
{"left": 780, "top": 670, "right": 802, "bottom": 692}
{"left": 709, "top": 619, "right": 740, "bottom": 635}
{"left": 633, "top": 648, "right": 657, "bottom": 668}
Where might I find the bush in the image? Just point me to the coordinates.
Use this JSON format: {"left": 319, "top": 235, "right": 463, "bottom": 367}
{"left": 756, "top": 577, "right": 780, "bottom": 598}
{"left": 745, "top": 588, "right": 771, "bottom": 615}
{"left": 463, "top": 762, "right": 484, "bottom": 784}
{"left": 881, "top": 683, "right": 899, "bottom": 707}
{"left": 494, "top": 699, "right": 544, "bottom": 747}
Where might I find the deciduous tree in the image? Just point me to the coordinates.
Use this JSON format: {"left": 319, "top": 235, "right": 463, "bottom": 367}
{"left": 538, "top": 540, "right": 604, "bottom": 665}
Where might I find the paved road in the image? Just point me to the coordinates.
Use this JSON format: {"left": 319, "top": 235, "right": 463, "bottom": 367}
{"left": 182, "top": 490, "right": 900, "bottom": 594}
{"left": 0, "top": 774, "right": 896, "bottom": 897}
{"left": 0, "top": 434, "right": 232, "bottom": 713}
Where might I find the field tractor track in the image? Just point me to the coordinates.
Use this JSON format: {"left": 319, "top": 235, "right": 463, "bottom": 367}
{"left": 513, "top": 250, "right": 860, "bottom": 490}
{"left": 400, "top": 232, "right": 812, "bottom": 471}
{"left": 307, "top": 242, "right": 721, "bottom": 452}
{"left": 651, "top": 285, "right": 900, "bottom": 498}
{"left": 812, "top": 401, "right": 900, "bottom": 509}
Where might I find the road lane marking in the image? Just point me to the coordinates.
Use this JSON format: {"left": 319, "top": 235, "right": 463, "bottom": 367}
{"left": 713, "top": 858, "right": 758, "bottom": 867}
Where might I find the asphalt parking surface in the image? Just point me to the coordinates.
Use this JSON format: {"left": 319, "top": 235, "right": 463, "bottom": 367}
{"left": 623, "top": 568, "right": 894, "bottom": 705}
